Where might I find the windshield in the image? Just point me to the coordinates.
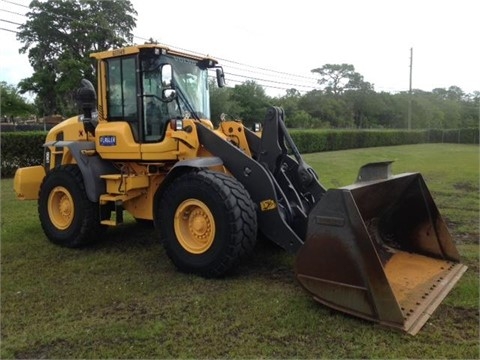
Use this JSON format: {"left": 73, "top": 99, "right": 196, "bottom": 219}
{"left": 171, "top": 56, "right": 210, "bottom": 119}
{"left": 141, "top": 54, "right": 210, "bottom": 120}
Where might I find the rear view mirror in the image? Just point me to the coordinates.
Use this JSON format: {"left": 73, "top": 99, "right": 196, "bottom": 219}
{"left": 162, "top": 64, "right": 173, "bottom": 88}
{"left": 216, "top": 68, "right": 225, "bottom": 88}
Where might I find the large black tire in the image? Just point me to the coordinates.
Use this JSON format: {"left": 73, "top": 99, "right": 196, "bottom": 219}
{"left": 156, "top": 170, "right": 257, "bottom": 278}
{"left": 38, "top": 165, "right": 104, "bottom": 248}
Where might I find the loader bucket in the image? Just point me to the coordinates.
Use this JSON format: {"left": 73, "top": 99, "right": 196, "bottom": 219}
{"left": 295, "top": 163, "right": 467, "bottom": 335}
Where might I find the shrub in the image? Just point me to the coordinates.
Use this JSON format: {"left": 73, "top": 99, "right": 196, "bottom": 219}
{"left": 2, "top": 128, "right": 477, "bottom": 178}
{"left": 1, "top": 132, "right": 46, "bottom": 178}
{"left": 290, "top": 129, "right": 427, "bottom": 154}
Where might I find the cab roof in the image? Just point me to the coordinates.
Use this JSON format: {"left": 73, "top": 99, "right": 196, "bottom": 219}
{"left": 90, "top": 43, "right": 218, "bottom": 65}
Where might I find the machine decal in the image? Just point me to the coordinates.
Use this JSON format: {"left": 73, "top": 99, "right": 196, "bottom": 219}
{"left": 99, "top": 135, "right": 116, "bottom": 146}
{"left": 260, "top": 199, "right": 277, "bottom": 211}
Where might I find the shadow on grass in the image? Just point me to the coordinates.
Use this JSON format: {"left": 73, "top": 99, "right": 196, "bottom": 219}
{"left": 75, "top": 220, "right": 296, "bottom": 283}
{"left": 86, "top": 220, "right": 158, "bottom": 252}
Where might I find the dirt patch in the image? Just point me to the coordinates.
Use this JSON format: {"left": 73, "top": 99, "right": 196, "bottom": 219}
{"left": 454, "top": 232, "right": 480, "bottom": 245}
{"left": 97, "top": 300, "right": 150, "bottom": 321}
{"left": 15, "top": 339, "right": 73, "bottom": 359}
{"left": 432, "top": 306, "right": 479, "bottom": 337}
{"left": 453, "top": 181, "right": 479, "bottom": 193}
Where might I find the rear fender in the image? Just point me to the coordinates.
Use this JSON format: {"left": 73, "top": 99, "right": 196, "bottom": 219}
{"left": 44, "top": 141, "right": 119, "bottom": 202}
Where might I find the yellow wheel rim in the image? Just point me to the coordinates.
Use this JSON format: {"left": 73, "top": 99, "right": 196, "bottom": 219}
{"left": 174, "top": 199, "right": 216, "bottom": 254}
{"left": 48, "top": 186, "right": 74, "bottom": 230}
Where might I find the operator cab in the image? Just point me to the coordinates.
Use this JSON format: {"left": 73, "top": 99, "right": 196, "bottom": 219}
{"left": 91, "top": 44, "right": 224, "bottom": 144}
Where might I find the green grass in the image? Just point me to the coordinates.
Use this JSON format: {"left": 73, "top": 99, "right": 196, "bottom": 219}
{"left": 1, "top": 144, "right": 479, "bottom": 358}
{"left": 303, "top": 143, "right": 479, "bottom": 238}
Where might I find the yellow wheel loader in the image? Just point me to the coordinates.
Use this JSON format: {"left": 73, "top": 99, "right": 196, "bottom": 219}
{"left": 14, "top": 44, "right": 466, "bottom": 335}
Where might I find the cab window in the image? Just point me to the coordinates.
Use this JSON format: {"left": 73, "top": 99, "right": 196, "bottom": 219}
{"left": 107, "top": 57, "right": 137, "bottom": 120}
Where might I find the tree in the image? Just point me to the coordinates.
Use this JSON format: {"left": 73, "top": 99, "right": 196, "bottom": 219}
{"left": 230, "top": 81, "right": 271, "bottom": 127}
{"left": 461, "top": 91, "right": 480, "bottom": 128}
{"left": 311, "top": 64, "right": 373, "bottom": 96}
{"left": 209, "top": 79, "right": 243, "bottom": 126}
{"left": 0, "top": 82, "right": 36, "bottom": 119}
{"left": 344, "top": 89, "right": 383, "bottom": 128}
{"left": 208, "top": 73, "right": 478, "bottom": 130}
{"left": 433, "top": 86, "right": 465, "bottom": 101}
{"left": 287, "top": 110, "right": 316, "bottom": 128}
{"left": 299, "top": 90, "right": 352, "bottom": 128}
{"left": 275, "top": 88, "right": 301, "bottom": 125}
{"left": 374, "top": 92, "right": 408, "bottom": 128}
{"left": 17, "top": 0, "right": 137, "bottom": 116}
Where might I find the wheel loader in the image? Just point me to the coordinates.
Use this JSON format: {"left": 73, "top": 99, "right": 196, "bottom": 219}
{"left": 14, "top": 43, "right": 467, "bottom": 335}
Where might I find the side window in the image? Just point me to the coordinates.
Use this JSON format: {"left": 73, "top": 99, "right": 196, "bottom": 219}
{"left": 108, "top": 59, "right": 122, "bottom": 117}
{"left": 107, "top": 57, "right": 137, "bottom": 120}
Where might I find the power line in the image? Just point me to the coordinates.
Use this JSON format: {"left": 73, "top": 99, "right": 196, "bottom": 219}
{"left": 0, "top": 0, "right": 324, "bottom": 94}
{"left": 0, "top": 0, "right": 120, "bottom": 33}
{"left": 0, "top": 0, "right": 28, "bottom": 9}
{"left": 0, "top": 26, "right": 16, "bottom": 33}
{"left": 220, "top": 62, "right": 319, "bottom": 84}
{"left": 150, "top": 38, "right": 320, "bottom": 87}
{"left": 0, "top": 0, "right": 26, "bottom": 36}
{"left": 225, "top": 71, "right": 317, "bottom": 90}
{"left": 1, "top": 0, "right": 319, "bottom": 94}
{"left": 3, "top": 0, "right": 475, "bottom": 96}
{"left": 131, "top": 34, "right": 320, "bottom": 91}
{"left": 215, "top": 76, "right": 312, "bottom": 94}
{"left": 218, "top": 56, "right": 317, "bottom": 81}
{"left": 0, "top": 7, "right": 25, "bottom": 16}
{"left": 0, "top": 18, "right": 22, "bottom": 25}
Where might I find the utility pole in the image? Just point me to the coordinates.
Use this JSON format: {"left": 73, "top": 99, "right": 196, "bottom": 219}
{"left": 407, "top": 47, "right": 413, "bottom": 130}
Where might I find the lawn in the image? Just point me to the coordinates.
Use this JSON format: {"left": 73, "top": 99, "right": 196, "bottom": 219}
{"left": 1, "top": 143, "right": 478, "bottom": 358}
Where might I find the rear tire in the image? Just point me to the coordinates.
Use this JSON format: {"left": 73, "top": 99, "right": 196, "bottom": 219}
{"left": 38, "top": 165, "right": 104, "bottom": 247}
{"left": 156, "top": 170, "right": 257, "bottom": 278}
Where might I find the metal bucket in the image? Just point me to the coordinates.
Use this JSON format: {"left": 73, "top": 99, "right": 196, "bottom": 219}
{"left": 294, "top": 163, "right": 467, "bottom": 335}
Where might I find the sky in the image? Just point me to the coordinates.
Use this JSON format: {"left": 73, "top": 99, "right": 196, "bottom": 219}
{"left": 1, "top": 0, "right": 478, "bottom": 98}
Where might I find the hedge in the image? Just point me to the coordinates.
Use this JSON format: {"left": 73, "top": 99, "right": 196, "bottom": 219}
{"left": 1, "top": 132, "right": 47, "bottom": 178}
{"left": 1, "top": 128, "right": 478, "bottom": 178}
{"left": 289, "top": 129, "right": 428, "bottom": 153}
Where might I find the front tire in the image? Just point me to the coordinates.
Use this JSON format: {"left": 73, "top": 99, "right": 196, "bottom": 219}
{"left": 156, "top": 170, "right": 257, "bottom": 278}
{"left": 38, "top": 165, "right": 104, "bottom": 247}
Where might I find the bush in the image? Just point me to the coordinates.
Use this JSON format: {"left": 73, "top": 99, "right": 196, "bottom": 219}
{"left": 2, "top": 128, "right": 477, "bottom": 178}
{"left": 290, "top": 129, "right": 427, "bottom": 154}
{"left": 1, "top": 132, "right": 46, "bottom": 178}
